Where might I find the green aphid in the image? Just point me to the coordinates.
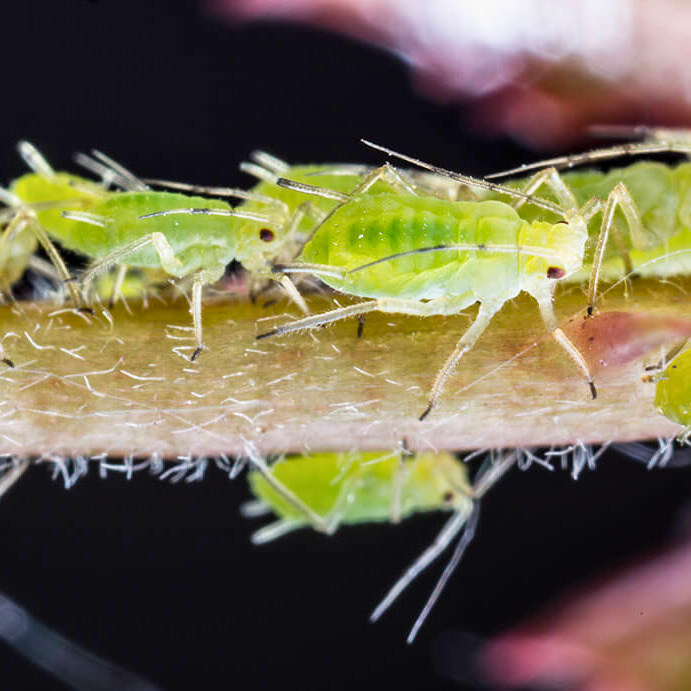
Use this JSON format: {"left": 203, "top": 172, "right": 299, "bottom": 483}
{"left": 1, "top": 141, "right": 110, "bottom": 300}
{"left": 259, "top": 142, "right": 598, "bottom": 420}
{"left": 245, "top": 449, "right": 506, "bottom": 642}
{"left": 655, "top": 348, "right": 691, "bottom": 443}
{"left": 484, "top": 130, "right": 691, "bottom": 286}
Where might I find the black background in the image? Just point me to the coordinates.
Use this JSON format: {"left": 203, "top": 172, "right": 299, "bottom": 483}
{"left": 1, "top": 1, "right": 690, "bottom": 689}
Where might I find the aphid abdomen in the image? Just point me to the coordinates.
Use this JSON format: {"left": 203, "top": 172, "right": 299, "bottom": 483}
{"left": 301, "top": 194, "right": 526, "bottom": 301}
{"left": 62, "top": 192, "right": 238, "bottom": 273}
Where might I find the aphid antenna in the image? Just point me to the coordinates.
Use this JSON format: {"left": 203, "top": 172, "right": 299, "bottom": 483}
{"left": 142, "top": 178, "right": 291, "bottom": 212}
{"left": 371, "top": 450, "right": 517, "bottom": 643}
{"left": 485, "top": 140, "right": 691, "bottom": 179}
{"left": 137, "top": 207, "right": 280, "bottom": 224}
{"left": 406, "top": 504, "right": 480, "bottom": 644}
{"left": 250, "top": 150, "right": 290, "bottom": 175}
{"left": 276, "top": 177, "right": 350, "bottom": 203}
{"left": 360, "top": 140, "right": 564, "bottom": 216}
{"left": 89, "top": 149, "right": 150, "bottom": 192}
{"left": 17, "top": 141, "right": 54, "bottom": 177}
{"left": 73, "top": 152, "right": 138, "bottom": 192}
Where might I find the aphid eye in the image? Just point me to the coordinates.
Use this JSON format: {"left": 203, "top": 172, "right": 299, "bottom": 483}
{"left": 547, "top": 266, "right": 565, "bottom": 279}
{"left": 259, "top": 228, "right": 275, "bottom": 243}
{"left": 442, "top": 491, "right": 454, "bottom": 503}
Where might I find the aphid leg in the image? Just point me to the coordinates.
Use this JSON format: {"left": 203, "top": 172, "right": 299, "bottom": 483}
{"left": 585, "top": 182, "right": 644, "bottom": 315}
{"left": 17, "top": 141, "right": 54, "bottom": 177}
{"left": 351, "top": 163, "right": 420, "bottom": 196}
{"left": 421, "top": 301, "right": 501, "bottom": 421}
{"left": 250, "top": 150, "right": 290, "bottom": 175}
{"left": 535, "top": 289, "right": 597, "bottom": 398}
{"left": 7, "top": 214, "right": 85, "bottom": 309}
{"left": 190, "top": 273, "right": 205, "bottom": 361}
{"left": 245, "top": 455, "right": 335, "bottom": 540}
{"left": 390, "top": 444, "right": 413, "bottom": 524}
{"left": 274, "top": 274, "right": 309, "bottom": 315}
{"left": 643, "top": 339, "right": 688, "bottom": 373}
{"left": 79, "top": 232, "right": 183, "bottom": 294}
{"left": 0, "top": 459, "right": 30, "bottom": 499}
{"left": 108, "top": 264, "right": 128, "bottom": 309}
{"left": 508, "top": 166, "right": 578, "bottom": 212}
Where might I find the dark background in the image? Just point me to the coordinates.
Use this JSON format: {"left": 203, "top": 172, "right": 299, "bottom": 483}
{"left": 1, "top": 1, "right": 690, "bottom": 689}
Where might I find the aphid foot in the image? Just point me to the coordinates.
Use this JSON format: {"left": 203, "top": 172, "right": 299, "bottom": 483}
{"left": 589, "top": 381, "right": 598, "bottom": 399}
{"left": 419, "top": 403, "right": 433, "bottom": 422}
{"left": 357, "top": 315, "right": 365, "bottom": 339}
{"left": 77, "top": 306, "right": 95, "bottom": 315}
{"left": 256, "top": 329, "right": 277, "bottom": 340}
{"left": 190, "top": 346, "right": 203, "bottom": 362}
{"left": 2, "top": 357, "right": 14, "bottom": 368}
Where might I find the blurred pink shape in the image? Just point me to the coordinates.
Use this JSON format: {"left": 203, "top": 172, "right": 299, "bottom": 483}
{"left": 212, "top": 0, "right": 691, "bottom": 147}
{"left": 481, "top": 533, "right": 691, "bottom": 689}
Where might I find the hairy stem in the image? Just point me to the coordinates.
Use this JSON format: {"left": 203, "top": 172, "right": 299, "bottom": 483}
{"left": 0, "top": 278, "right": 688, "bottom": 458}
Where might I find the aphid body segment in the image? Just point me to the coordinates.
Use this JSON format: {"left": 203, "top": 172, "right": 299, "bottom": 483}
{"left": 247, "top": 450, "right": 472, "bottom": 541}
{"left": 655, "top": 348, "right": 691, "bottom": 442}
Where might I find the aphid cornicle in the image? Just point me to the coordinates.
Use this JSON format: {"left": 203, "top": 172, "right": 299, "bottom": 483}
{"left": 654, "top": 348, "right": 691, "bottom": 443}
{"left": 257, "top": 141, "right": 604, "bottom": 420}
{"left": 244, "top": 448, "right": 514, "bottom": 642}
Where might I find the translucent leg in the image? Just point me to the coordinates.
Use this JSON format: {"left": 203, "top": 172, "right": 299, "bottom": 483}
{"left": 246, "top": 454, "right": 334, "bottom": 537}
{"left": 511, "top": 166, "right": 578, "bottom": 212}
{"left": 17, "top": 141, "right": 54, "bottom": 177}
{"left": 0, "top": 459, "right": 30, "bottom": 499}
{"left": 420, "top": 301, "right": 500, "bottom": 421}
{"left": 79, "top": 231, "right": 182, "bottom": 293}
{"left": 586, "top": 182, "right": 644, "bottom": 315}
{"left": 7, "top": 215, "right": 86, "bottom": 309}
{"left": 257, "top": 294, "right": 474, "bottom": 339}
{"left": 389, "top": 444, "right": 412, "bottom": 524}
{"left": 535, "top": 289, "right": 597, "bottom": 398}
{"left": 108, "top": 264, "right": 128, "bottom": 309}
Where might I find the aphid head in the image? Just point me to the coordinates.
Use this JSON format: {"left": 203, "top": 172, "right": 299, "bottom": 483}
{"left": 411, "top": 452, "right": 473, "bottom": 514}
{"left": 523, "top": 220, "right": 585, "bottom": 282}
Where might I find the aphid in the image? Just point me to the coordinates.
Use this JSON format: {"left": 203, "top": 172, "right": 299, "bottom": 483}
{"left": 62, "top": 190, "right": 274, "bottom": 361}
{"left": 244, "top": 448, "right": 516, "bottom": 642}
{"left": 257, "top": 141, "right": 609, "bottom": 420}
{"left": 0, "top": 142, "right": 112, "bottom": 304}
{"left": 654, "top": 348, "right": 691, "bottom": 444}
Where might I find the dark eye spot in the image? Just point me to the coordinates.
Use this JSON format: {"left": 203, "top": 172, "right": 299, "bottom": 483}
{"left": 547, "top": 266, "right": 565, "bottom": 279}
{"left": 442, "top": 491, "right": 454, "bottom": 503}
{"left": 259, "top": 228, "right": 275, "bottom": 243}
